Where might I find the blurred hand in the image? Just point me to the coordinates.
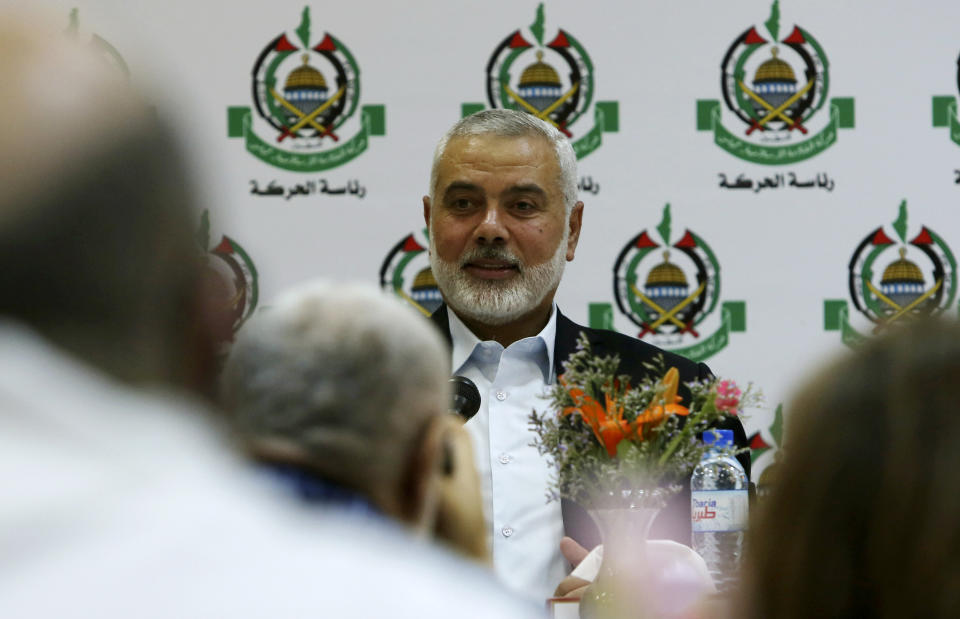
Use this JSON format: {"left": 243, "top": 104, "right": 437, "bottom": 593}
{"left": 561, "top": 536, "right": 589, "bottom": 565}
{"left": 553, "top": 537, "right": 591, "bottom": 599}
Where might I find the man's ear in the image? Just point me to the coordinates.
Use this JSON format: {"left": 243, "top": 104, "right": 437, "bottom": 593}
{"left": 182, "top": 266, "right": 237, "bottom": 399}
{"left": 422, "top": 196, "right": 432, "bottom": 231}
{"left": 430, "top": 417, "right": 488, "bottom": 561}
{"left": 566, "top": 201, "right": 584, "bottom": 261}
{"left": 406, "top": 414, "right": 488, "bottom": 561}
{"left": 403, "top": 413, "right": 448, "bottom": 535}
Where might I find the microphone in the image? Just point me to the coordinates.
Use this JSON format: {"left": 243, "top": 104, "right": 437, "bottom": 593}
{"left": 449, "top": 376, "right": 481, "bottom": 421}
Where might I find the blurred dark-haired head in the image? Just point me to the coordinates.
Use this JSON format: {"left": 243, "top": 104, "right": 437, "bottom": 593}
{"left": 0, "top": 16, "right": 218, "bottom": 391}
{"left": 741, "top": 318, "right": 960, "bottom": 618}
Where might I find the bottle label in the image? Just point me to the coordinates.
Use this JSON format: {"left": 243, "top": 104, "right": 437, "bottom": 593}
{"left": 691, "top": 490, "right": 748, "bottom": 532}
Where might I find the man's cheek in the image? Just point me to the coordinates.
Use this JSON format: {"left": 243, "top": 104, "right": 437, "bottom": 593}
{"left": 437, "top": 233, "right": 467, "bottom": 254}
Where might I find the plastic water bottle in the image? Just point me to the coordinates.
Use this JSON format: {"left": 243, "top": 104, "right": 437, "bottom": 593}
{"left": 691, "top": 429, "right": 748, "bottom": 593}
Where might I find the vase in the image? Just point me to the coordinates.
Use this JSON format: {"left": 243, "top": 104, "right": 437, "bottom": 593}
{"left": 578, "top": 502, "right": 661, "bottom": 619}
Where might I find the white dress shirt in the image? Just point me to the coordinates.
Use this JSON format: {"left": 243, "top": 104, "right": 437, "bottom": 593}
{"left": 448, "top": 306, "right": 566, "bottom": 601}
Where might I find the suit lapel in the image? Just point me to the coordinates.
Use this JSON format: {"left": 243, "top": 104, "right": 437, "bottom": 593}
{"left": 553, "top": 310, "right": 604, "bottom": 549}
{"left": 553, "top": 310, "right": 576, "bottom": 381}
{"left": 429, "top": 304, "right": 453, "bottom": 348}
{"left": 554, "top": 310, "right": 611, "bottom": 378}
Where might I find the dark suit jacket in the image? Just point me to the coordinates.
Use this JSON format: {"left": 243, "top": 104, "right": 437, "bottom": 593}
{"left": 430, "top": 304, "right": 750, "bottom": 550}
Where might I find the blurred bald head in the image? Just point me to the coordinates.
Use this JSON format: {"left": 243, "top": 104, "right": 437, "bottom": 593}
{"left": 0, "top": 13, "right": 206, "bottom": 386}
{"left": 0, "top": 16, "right": 139, "bottom": 206}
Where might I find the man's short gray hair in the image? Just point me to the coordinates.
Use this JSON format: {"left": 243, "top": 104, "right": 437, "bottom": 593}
{"left": 221, "top": 281, "right": 450, "bottom": 498}
{"left": 429, "top": 109, "right": 578, "bottom": 213}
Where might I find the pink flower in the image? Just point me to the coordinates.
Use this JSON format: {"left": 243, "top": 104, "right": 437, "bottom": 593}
{"left": 714, "top": 380, "right": 742, "bottom": 415}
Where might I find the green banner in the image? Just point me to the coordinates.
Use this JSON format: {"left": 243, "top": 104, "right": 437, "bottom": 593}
{"left": 697, "top": 98, "right": 854, "bottom": 165}
{"left": 587, "top": 300, "right": 744, "bottom": 362}
{"left": 572, "top": 105, "right": 606, "bottom": 159}
{"left": 931, "top": 96, "right": 960, "bottom": 146}
{"left": 823, "top": 299, "right": 867, "bottom": 348}
{"left": 461, "top": 103, "right": 485, "bottom": 117}
{"left": 669, "top": 301, "right": 745, "bottom": 362}
{"left": 838, "top": 304, "right": 867, "bottom": 348}
{"left": 228, "top": 105, "right": 385, "bottom": 172}
{"left": 588, "top": 302, "right": 614, "bottom": 331}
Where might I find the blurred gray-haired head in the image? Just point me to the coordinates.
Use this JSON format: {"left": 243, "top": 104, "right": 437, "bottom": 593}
{"left": 221, "top": 280, "right": 451, "bottom": 510}
{"left": 429, "top": 108, "right": 578, "bottom": 214}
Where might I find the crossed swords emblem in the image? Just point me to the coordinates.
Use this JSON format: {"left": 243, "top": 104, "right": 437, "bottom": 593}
{"left": 737, "top": 78, "right": 813, "bottom": 136}
{"left": 866, "top": 278, "right": 943, "bottom": 329}
{"left": 269, "top": 84, "right": 346, "bottom": 143}
{"left": 631, "top": 280, "right": 706, "bottom": 338}
{"left": 503, "top": 81, "right": 579, "bottom": 137}
{"left": 396, "top": 287, "right": 433, "bottom": 318}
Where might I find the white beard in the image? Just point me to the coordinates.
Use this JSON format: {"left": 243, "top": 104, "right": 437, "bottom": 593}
{"left": 429, "top": 230, "right": 568, "bottom": 326}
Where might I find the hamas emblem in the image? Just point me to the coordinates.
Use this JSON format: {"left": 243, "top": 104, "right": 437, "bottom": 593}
{"left": 379, "top": 230, "right": 441, "bottom": 317}
{"left": 696, "top": 0, "right": 854, "bottom": 165}
{"left": 824, "top": 201, "right": 958, "bottom": 347}
{"left": 588, "top": 204, "right": 745, "bottom": 362}
{"left": 930, "top": 51, "right": 960, "bottom": 149}
{"left": 227, "top": 6, "right": 385, "bottom": 172}
{"left": 197, "top": 211, "right": 259, "bottom": 335}
{"left": 461, "top": 3, "right": 618, "bottom": 160}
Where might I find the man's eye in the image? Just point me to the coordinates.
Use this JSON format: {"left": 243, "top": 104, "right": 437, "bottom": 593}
{"left": 452, "top": 198, "right": 472, "bottom": 210}
{"left": 514, "top": 201, "right": 535, "bottom": 211}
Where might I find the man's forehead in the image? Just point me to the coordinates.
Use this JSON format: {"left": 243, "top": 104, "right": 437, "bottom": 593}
{"left": 443, "top": 133, "right": 553, "bottom": 159}
{"left": 436, "top": 134, "right": 560, "bottom": 187}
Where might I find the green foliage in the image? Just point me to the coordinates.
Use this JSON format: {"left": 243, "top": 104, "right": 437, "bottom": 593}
{"left": 893, "top": 199, "right": 908, "bottom": 243}
{"left": 765, "top": 0, "right": 780, "bottom": 42}
{"left": 530, "top": 3, "right": 545, "bottom": 46}
{"left": 529, "top": 333, "right": 758, "bottom": 509}
{"left": 296, "top": 6, "right": 311, "bottom": 48}
{"left": 657, "top": 203, "right": 672, "bottom": 245}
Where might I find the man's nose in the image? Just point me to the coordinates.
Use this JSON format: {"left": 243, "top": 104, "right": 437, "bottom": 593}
{"left": 472, "top": 205, "right": 508, "bottom": 245}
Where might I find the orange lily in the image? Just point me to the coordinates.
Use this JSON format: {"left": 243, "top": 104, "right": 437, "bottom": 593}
{"left": 559, "top": 369, "right": 691, "bottom": 456}
{"left": 636, "top": 367, "right": 689, "bottom": 439}
{"left": 560, "top": 376, "right": 633, "bottom": 458}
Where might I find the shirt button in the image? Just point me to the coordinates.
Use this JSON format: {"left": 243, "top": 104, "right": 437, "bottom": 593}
{"left": 498, "top": 453, "right": 512, "bottom": 465}
{"left": 501, "top": 526, "right": 514, "bottom": 538}
{"left": 495, "top": 391, "right": 507, "bottom": 401}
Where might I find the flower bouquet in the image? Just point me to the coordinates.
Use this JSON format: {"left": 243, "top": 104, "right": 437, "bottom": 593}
{"left": 530, "top": 334, "right": 755, "bottom": 509}
{"left": 530, "top": 334, "right": 758, "bottom": 617}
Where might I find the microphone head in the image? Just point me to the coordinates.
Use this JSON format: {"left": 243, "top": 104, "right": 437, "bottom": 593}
{"left": 449, "top": 376, "right": 481, "bottom": 421}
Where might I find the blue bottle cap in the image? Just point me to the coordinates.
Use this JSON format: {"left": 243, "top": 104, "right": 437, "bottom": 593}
{"left": 703, "top": 429, "right": 734, "bottom": 447}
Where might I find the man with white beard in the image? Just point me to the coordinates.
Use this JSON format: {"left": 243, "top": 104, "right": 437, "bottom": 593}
{"left": 422, "top": 109, "right": 749, "bottom": 602}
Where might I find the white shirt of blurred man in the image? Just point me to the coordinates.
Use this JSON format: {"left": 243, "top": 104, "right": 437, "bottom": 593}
{"left": 0, "top": 321, "right": 536, "bottom": 619}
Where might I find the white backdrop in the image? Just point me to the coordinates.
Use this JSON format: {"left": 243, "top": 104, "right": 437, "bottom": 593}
{"left": 21, "top": 0, "right": 960, "bottom": 475}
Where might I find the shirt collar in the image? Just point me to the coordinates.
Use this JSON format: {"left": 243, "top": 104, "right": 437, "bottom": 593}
{"left": 448, "top": 304, "right": 558, "bottom": 384}
{"left": 260, "top": 463, "right": 383, "bottom": 518}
